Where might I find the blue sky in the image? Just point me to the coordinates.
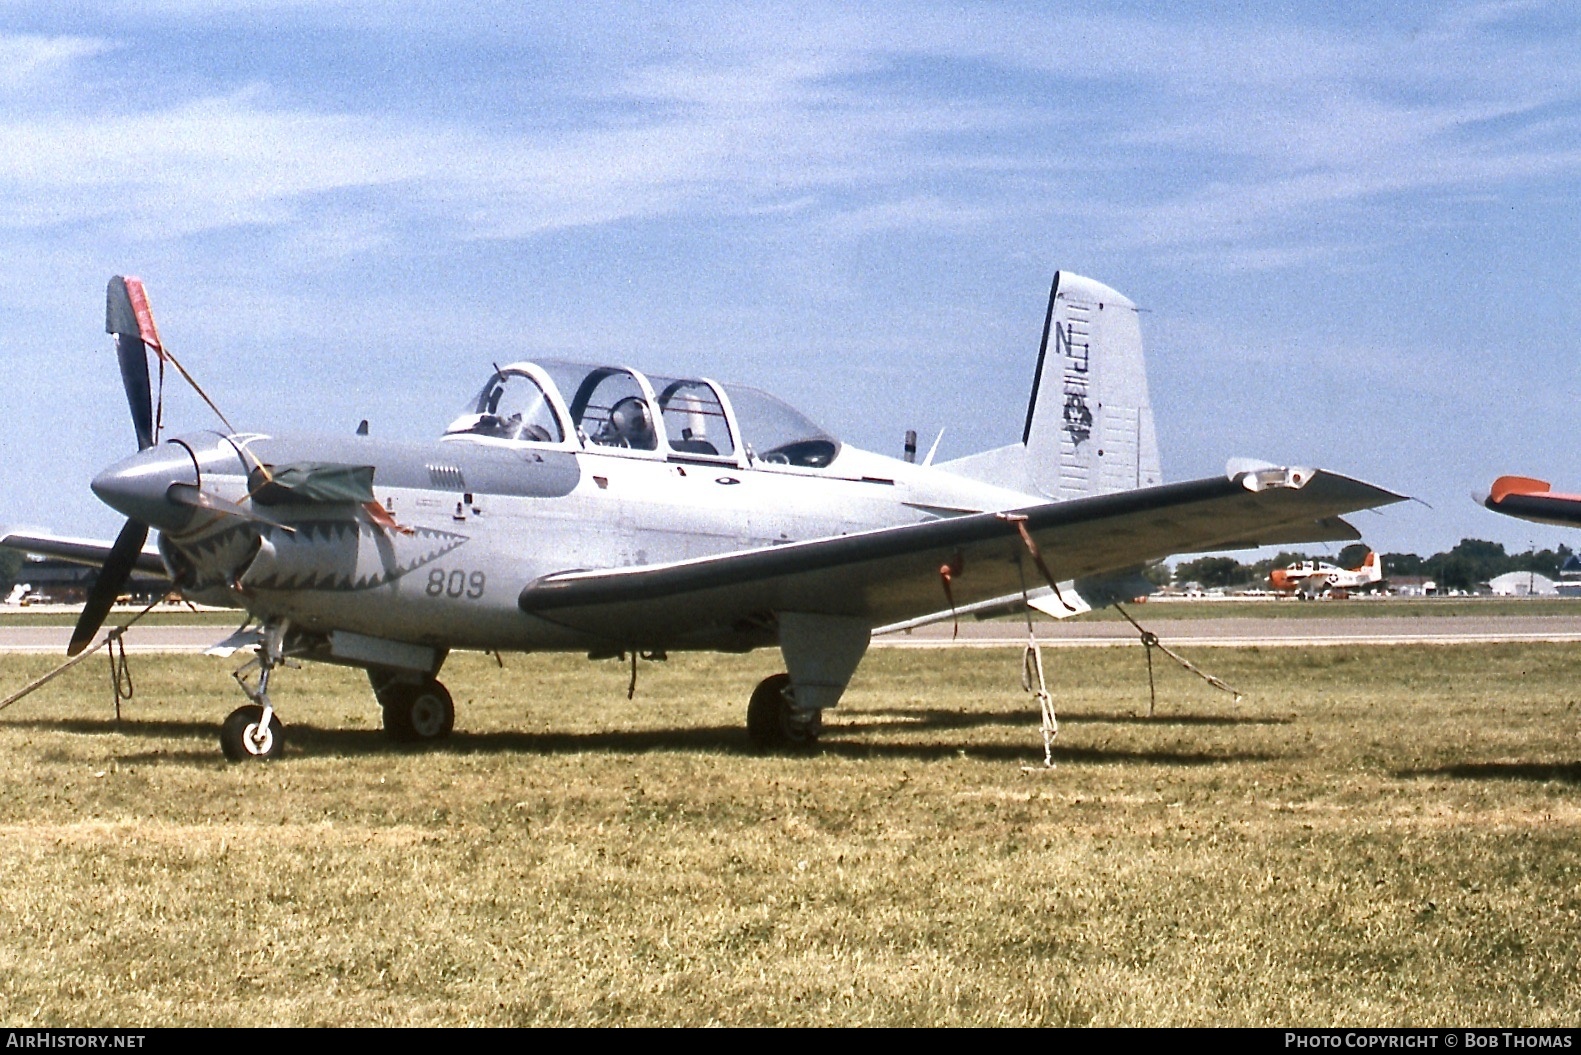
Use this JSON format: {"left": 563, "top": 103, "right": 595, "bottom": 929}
{"left": 1, "top": 1, "right": 1577, "bottom": 559}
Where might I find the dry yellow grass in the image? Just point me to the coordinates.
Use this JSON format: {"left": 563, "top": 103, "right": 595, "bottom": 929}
{"left": 0, "top": 642, "right": 1576, "bottom": 1025}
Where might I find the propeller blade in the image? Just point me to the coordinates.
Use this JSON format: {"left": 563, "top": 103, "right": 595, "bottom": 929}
{"left": 68, "top": 519, "right": 150, "bottom": 656}
{"left": 168, "top": 483, "right": 295, "bottom": 533}
{"left": 106, "top": 276, "right": 157, "bottom": 451}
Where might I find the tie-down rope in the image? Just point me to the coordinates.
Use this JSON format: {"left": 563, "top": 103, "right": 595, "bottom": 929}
{"left": 1111, "top": 602, "right": 1242, "bottom": 714}
{"left": 1021, "top": 630, "right": 1058, "bottom": 768}
{"left": 0, "top": 595, "right": 170, "bottom": 717}
{"left": 997, "top": 512, "right": 1241, "bottom": 740}
{"left": 1004, "top": 522, "right": 1059, "bottom": 768}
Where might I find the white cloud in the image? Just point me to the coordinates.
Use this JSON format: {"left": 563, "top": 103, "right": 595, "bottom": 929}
{"left": 0, "top": 33, "right": 114, "bottom": 92}
{"left": 0, "top": 42, "right": 1029, "bottom": 247}
{"left": 0, "top": 4, "right": 1573, "bottom": 265}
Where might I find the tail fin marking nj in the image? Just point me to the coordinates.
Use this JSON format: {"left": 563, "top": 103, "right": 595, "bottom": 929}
{"left": 941, "top": 271, "right": 1161, "bottom": 501}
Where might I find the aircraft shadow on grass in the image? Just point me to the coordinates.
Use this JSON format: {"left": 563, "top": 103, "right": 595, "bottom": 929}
{"left": 12, "top": 717, "right": 747, "bottom": 763}
{"left": 10, "top": 714, "right": 1279, "bottom": 768}
{"left": 817, "top": 740, "right": 1283, "bottom": 766}
{"left": 838, "top": 706, "right": 1291, "bottom": 731}
{"left": 1395, "top": 761, "right": 1581, "bottom": 786}
{"left": 9, "top": 716, "right": 216, "bottom": 740}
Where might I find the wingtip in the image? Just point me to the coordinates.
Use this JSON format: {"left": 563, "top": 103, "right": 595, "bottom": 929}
{"left": 1224, "top": 459, "right": 1408, "bottom": 507}
{"left": 1488, "top": 475, "right": 1551, "bottom": 505}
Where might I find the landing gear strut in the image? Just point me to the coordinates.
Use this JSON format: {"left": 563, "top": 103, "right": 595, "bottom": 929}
{"left": 746, "top": 673, "right": 822, "bottom": 750}
{"left": 222, "top": 621, "right": 290, "bottom": 762}
{"left": 374, "top": 677, "right": 455, "bottom": 743}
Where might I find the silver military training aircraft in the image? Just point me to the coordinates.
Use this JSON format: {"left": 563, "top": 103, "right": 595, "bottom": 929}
{"left": 3, "top": 272, "right": 1403, "bottom": 761}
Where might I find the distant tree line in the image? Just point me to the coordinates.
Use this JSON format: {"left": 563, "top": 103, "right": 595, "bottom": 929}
{"left": 1173, "top": 540, "right": 1575, "bottom": 593}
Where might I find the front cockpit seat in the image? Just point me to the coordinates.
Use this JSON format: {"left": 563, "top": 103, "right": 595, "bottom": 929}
{"left": 601, "top": 396, "right": 657, "bottom": 449}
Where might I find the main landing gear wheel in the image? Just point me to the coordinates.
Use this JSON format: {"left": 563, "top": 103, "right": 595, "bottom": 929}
{"left": 382, "top": 680, "right": 455, "bottom": 743}
{"left": 220, "top": 705, "right": 285, "bottom": 762}
{"left": 746, "top": 673, "right": 822, "bottom": 751}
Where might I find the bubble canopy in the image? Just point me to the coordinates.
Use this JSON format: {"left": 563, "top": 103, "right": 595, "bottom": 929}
{"left": 444, "top": 361, "right": 841, "bottom": 469}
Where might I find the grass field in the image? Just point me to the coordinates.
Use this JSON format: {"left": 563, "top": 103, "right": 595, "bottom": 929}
{"left": 4, "top": 595, "right": 1579, "bottom": 629}
{"left": 0, "top": 642, "right": 1577, "bottom": 1026}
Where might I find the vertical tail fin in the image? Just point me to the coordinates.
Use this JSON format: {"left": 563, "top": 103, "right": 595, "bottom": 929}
{"left": 940, "top": 272, "right": 1162, "bottom": 499}
{"left": 1024, "top": 273, "right": 1162, "bottom": 499}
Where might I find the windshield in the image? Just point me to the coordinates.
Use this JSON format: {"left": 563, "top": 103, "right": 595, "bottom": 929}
{"left": 445, "top": 370, "right": 564, "bottom": 443}
{"left": 721, "top": 384, "right": 840, "bottom": 468}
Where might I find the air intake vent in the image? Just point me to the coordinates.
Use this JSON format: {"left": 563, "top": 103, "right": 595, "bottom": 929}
{"left": 427, "top": 464, "right": 466, "bottom": 490}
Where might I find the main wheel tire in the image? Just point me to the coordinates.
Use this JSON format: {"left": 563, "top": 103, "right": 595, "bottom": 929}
{"left": 746, "top": 673, "right": 822, "bottom": 750}
{"left": 382, "top": 680, "right": 455, "bottom": 743}
{"left": 220, "top": 705, "right": 285, "bottom": 762}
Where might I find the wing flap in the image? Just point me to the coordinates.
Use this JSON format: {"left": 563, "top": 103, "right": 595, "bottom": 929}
{"left": 1176, "top": 515, "right": 1361, "bottom": 552}
{"left": 519, "top": 468, "right": 1403, "bottom": 643}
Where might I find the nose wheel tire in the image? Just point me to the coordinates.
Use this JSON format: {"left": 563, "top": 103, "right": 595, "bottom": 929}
{"left": 747, "top": 673, "right": 822, "bottom": 750}
{"left": 382, "top": 680, "right": 455, "bottom": 743}
{"left": 220, "top": 705, "right": 285, "bottom": 762}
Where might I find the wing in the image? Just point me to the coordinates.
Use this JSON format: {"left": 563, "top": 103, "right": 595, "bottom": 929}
{"left": 0, "top": 531, "right": 168, "bottom": 576}
{"left": 519, "top": 466, "right": 1403, "bottom": 645}
{"left": 1484, "top": 476, "right": 1581, "bottom": 529}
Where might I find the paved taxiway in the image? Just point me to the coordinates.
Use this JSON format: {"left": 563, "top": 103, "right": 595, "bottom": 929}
{"left": 3, "top": 614, "right": 1581, "bottom": 653}
{"left": 876, "top": 615, "right": 1581, "bottom": 648}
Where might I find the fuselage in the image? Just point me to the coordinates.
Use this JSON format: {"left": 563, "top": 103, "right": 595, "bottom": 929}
{"left": 90, "top": 358, "right": 1039, "bottom": 655}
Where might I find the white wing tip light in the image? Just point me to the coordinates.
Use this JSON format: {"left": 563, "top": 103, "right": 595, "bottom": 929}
{"left": 1227, "top": 459, "right": 1316, "bottom": 492}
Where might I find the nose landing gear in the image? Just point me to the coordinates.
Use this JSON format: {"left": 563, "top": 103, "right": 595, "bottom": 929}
{"left": 222, "top": 620, "right": 291, "bottom": 762}
{"left": 220, "top": 704, "right": 283, "bottom": 761}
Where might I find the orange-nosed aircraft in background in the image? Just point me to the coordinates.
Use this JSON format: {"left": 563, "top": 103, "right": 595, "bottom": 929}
{"left": 1269, "top": 551, "right": 1384, "bottom": 597}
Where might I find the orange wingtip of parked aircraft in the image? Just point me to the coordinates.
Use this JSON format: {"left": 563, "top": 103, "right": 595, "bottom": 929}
{"left": 1484, "top": 476, "right": 1581, "bottom": 528}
